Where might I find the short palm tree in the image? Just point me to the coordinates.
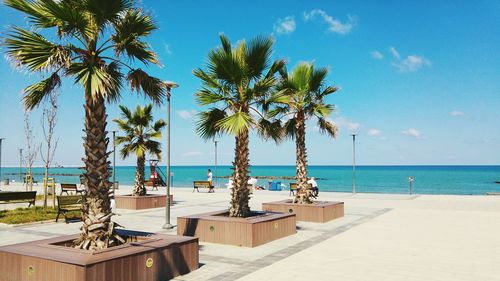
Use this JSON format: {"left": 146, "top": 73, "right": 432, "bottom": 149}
{"left": 194, "top": 34, "right": 284, "bottom": 217}
{"left": 114, "top": 104, "right": 165, "bottom": 196}
{"left": 4, "top": 0, "right": 166, "bottom": 250}
{"left": 272, "top": 63, "right": 338, "bottom": 204}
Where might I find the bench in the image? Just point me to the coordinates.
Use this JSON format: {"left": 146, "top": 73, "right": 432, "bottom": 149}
{"left": 60, "top": 183, "right": 85, "bottom": 195}
{"left": 0, "top": 191, "right": 37, "bottom": 207}
{"left": 193, "top": 181, "right": 214, "bottom": 193}
{"left": 289, "top": 183, "right": 314, "bottom": 197}
{"left": 56, "top": 195, "right": 82, "bottom": 223}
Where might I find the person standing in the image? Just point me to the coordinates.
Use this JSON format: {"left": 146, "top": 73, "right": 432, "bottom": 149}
{"left": 207, "top": 169, "right": 214, "bottom": 192}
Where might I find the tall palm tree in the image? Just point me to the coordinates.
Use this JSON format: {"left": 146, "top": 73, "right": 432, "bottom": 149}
{"left": 272, "top": 63, "right": 338, "bottom": 204}
{"left": 4, "top": 0, "right": 166, "bottom": 250}
{"left": 114, "top": 104, "right": 165, "bottom": 196}
{"left": 194, "top": 34, "right": 284, "bottom": 217}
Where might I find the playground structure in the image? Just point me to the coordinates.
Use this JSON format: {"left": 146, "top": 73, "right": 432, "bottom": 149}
{"left": 145, "top": 160, "right": 167, "bottom": 190}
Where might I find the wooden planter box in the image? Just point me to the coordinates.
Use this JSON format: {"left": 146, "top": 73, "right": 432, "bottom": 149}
{"left": 0, "top": 229, "right": 198, "bottom": 281}
{"left": 115, "top": 194, "right": 173, "bottom": 210}
{"left": 177, "top": 210, "right": 296, "bottom": 247}
{"left": 262, "top": 200, "right": 344, "bottom": 223}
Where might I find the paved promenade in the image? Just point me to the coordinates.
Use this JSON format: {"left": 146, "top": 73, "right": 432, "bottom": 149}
{"left": 1, "top": 183, "right": 499, "bottom": 280}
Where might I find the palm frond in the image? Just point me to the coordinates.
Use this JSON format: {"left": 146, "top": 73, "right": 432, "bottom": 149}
{"left": 283, "top": 118, "right": 297, "bottom": 139}
{"left": 127, "top": 69, "right": 165, "bottom": 104}
{"left": 86, "top": 0, "right": 132, "bottom": 27}
{"left": 245, "top": 36, "right": 273, "bottom": 78}
{"left": 5, "top": 0, "right": 89, "bottom": 37}
{"left": 195, "top": 88, "right": 231, "bottom": 106}
{"left": 317, "top": 117, "right": 337, "bottom": 138}
{"left": 309, "top": 66, "right": 328, "bottom": 91}
{"left": 216, "top": 111, "right": 253, "bottom": 136}
{"left": 257, "top": 118, "right": 284, "bottom": 143}
{"left": 195, "top": 108, "right": 226, "bottom": 140}
{"left": 4, "top": 27, "right": 72, "bottom": 72}
{"left": 112, "top": 9, "right": 159, "bottom": 65}
{"left": 23, "top": 72, "right": 61, "bottom": 110}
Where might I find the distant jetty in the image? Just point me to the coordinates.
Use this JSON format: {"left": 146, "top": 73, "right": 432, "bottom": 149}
{"left": 216, "top": 175, "right": 325, "bottom": 180}
{"left": 5, "top": 172, "right": 80, "bottom": 177}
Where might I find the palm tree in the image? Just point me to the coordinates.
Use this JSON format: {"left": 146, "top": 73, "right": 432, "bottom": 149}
{"left": 114, "top": 104, "right": 165, "bottom": 196}
{"left": 4, "top": 0, "right": 166, "bottom": 250}
{"left": 272, "top": 63, "right": 338, "bottom": 204}
{"left": 194, "top": 34, "right": 284, "bottom": 217}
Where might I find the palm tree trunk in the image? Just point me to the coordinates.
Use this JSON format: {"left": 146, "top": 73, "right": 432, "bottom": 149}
{"left": 229, "top": 128, "right": 251, "bottom": 217}
{"left": 76, "top": 95, "right": 121, "bottom": 251}
{"left": 133, "top": 156, "right": 146, "bottom": 196}
{"left": 293, "top": 112, "right": 312, "bottom": 204}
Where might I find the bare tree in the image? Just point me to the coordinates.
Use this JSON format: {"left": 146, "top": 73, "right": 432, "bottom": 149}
{"left": 40, "top": 91, "right": 59, "bottom": 208}
{"left": 23, "top": 113, "right": 38, "bottom": 191}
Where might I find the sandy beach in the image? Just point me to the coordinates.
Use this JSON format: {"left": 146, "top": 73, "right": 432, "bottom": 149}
{"left": 1, "top": 183, "right": 499, "bottom": 280}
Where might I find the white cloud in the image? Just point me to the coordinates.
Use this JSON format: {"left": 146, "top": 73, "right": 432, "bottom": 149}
{"left": 274, "top": 16, "right": 296, "bottom": 34}
{"left": 367, "top": 128, "right": 382, "bottom": 137}
{"left": 402, "top": 128, "right": 421, "bottom": 138}
{"left": 163, "top": 43, "right": 172, "bottom": 55}
{"left": 370, "top": 51, "right": 384, "bottom": 60}
{"left": 303, "top": 9, "right": 356, "bottom": 34}
{"left": 177, "top": 110, "right": 197, "bottom": 120}
{"left": 332, "top": 116, "right": 360, "bottom": 133}
{"left": 450, "top": 110, "right": 465, "bottom": 117}
{"left": 389, "top": 47, "right": 431, "bottom": 72}
{"left": 182, "top": 151, "right": 202, "bottom": 157}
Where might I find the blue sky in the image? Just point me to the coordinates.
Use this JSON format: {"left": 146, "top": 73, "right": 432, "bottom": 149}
{"left": 0, "top": 0, "right": 499, "bottom": 166}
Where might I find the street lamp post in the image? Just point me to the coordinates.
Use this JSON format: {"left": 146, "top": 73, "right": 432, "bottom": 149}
{"left": 351, "top": 134, "right": 357, "bottom": 194}
{"left": 19, "top": 148, "right": 23, "bottom": 182}
{"left": 162, "top": 81, "right": 178, "bottom": 230}
{"left": 214, "top": 140, "right": 218, "bottom": 189}
{"left": 112, "top": 130, "right": 117, "bottom": 194}
{"left": 0, "top": 138, "right": 4, "bottom": 189}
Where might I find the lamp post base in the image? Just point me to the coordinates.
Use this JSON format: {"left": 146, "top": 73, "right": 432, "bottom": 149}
{"left": 162, "top": 223, "right": 174, "bottom": 229}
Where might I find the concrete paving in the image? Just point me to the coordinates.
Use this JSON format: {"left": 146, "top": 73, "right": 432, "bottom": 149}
{"left": 1, "top": 183, "right": 499, "bottom": 280}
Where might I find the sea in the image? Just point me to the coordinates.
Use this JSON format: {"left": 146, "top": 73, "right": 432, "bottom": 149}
{"left": 1, "top": 165, "right": 500, "bottom": 195}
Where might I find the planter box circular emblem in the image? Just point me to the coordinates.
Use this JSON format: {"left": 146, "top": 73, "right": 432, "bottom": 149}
{"left": 146, "top": 257, "right": 154, "bottom": 268}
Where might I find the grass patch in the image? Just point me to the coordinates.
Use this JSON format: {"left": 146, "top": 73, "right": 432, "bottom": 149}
{"left": 0, "top": 207, "right": 80, "bottom": 224}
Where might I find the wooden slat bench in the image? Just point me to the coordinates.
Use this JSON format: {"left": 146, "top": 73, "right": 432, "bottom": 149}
{"left": 60, "top": 183, "right": 85, "bottom": 195}
{"left": 289, "top": 183, "right": 314, "bottom": 197}
{"left": 56, "top": 195, "right": 82, "bottom": 223}
{"left": 193, "top": 181, "right": 214, "bottom": 193}
{"left": 0, "top": 191, "right": 36, "bottom": 207}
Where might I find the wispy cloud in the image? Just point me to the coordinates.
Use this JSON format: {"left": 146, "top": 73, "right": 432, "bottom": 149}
{"left": 402, "top": 128, "right": 421, "bottom": 138}
{"left": 274, "top": 16, "right": 296, "bottom": 34}
{"left": 389, "top": 47, "right": 431, "bottom": 72}
{"left": 370, "top": 51, "right": 384, "bottom": 60}
{"left": 182, "top": 151, "right": 202, "bottom": 157}
{"left": 389, "top": 47, "right": 400, "bottom": 60}
{"left": 450, "top": 110, "right": 465, "bottom": 117}
{"left": 177, "top": 110, "right": 197, "bottom": 120}
{"left": 367, "top": 128, "right": 382, "bottom": 137}
{"left": 303, "top": 9, "right": 356, "bottom": 34}
{"left": 163, "top": 43, "right": 172, "bottom": 55}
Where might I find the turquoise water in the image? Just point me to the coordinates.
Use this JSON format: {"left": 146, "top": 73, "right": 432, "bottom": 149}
{"left": 1, "top": 165, "right": 500, "bottom": 195}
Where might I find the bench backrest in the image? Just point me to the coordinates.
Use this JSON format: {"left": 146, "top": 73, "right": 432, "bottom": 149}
{"left": 61, "top": 183, "right": 78, "bottom": 191}
{"left": 57, "top": 195, "right": 82, "bottom": 208}
{"left": 289, "top": 183, "right": 312, "bottom": 189}
{"left": 193, "top": 181, "right": 211, "bottom": 188}
{"left": 0, "top": 191, "right": 36, "bottom": 201}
